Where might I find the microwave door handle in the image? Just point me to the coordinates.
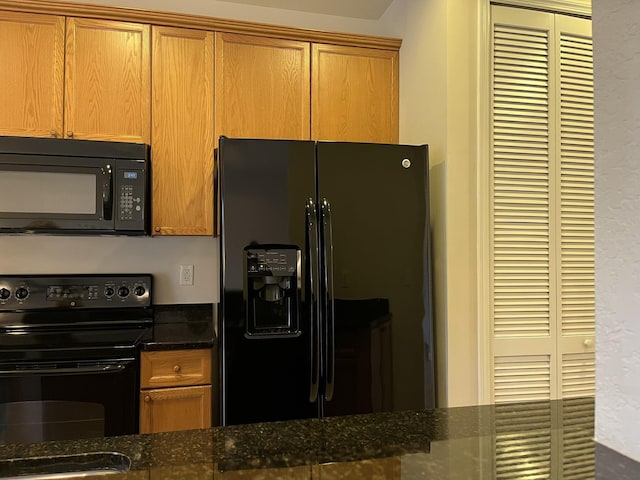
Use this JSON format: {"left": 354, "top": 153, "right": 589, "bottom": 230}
{"left": 102, "top": 165, "right": 113, "bottom": 221}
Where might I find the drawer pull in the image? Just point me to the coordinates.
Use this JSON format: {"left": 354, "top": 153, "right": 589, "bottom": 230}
{"left": 173, "top": 365, "right": 181, "bottom": 373}
{"left": 144, "top": 395, "right": 152, "bottom": 403}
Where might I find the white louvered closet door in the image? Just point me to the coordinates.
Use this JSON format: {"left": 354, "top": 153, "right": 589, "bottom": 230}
{"left": 490, "top": 5, "right": 594, "bottom": 404}
{"left": 554, "top": 15, "right": 595, "bottom": 400}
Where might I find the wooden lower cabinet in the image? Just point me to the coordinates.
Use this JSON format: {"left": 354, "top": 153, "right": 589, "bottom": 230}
{"left": 216, "top": 465, "right": 312, "bottom": 480}
{"left": 140, "top": 385, "right": 211, "bottom": 434}
{"left": 213, "top": 458, "right": 399, "bottom": 480}
{"left": 315, "top": 458, "right": 400, "bottom": 480}
{"left": 139, "top": 348, "right": 212, "bottom": 434}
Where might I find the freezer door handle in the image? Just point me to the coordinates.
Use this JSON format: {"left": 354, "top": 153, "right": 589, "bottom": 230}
{"left": 321, "top": 198, "right": 335, "bottom": 401}
{"left": 306, "top": 198, "right": 321, "bottom": 402}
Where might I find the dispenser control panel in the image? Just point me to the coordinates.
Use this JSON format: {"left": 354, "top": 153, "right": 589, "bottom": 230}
{"left": 246, "top": 248, "right": 298, "bottom": 277}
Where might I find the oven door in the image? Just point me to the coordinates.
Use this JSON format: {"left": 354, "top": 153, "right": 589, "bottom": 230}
{"left": 0, "top": 160, "right": 114, "bottom": 233}
{"left": 0, "top": 355, "right": 138, "bottom": 444}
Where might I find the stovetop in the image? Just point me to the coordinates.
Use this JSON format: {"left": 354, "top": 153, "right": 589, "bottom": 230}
{"left": 0, "top": 274, "right": 154, "bottom": 362}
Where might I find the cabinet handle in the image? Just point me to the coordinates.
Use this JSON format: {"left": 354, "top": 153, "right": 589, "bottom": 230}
{"left": 584, "top": 339, "right": 594, "bottom": 348}
{"left": 173, "top": 365, "right": 181, "bottom": 373}
{"left": 67, "top": 131, "right": 74, "bottom": 138}
{"left": 154, "top": 227, "right": 161, "bottom": 233}
{"left": 50, "top": 130, "right": 58, "bottom": 138}
{"left": 144, "top": 395, "right": 151, "bottom": 403}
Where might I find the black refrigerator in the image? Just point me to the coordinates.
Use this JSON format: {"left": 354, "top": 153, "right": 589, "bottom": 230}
{"left": 217, "top": 137, "right": 434, "bottom": 426}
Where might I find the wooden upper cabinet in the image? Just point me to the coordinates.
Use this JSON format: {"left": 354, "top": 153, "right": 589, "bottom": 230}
{"left": 64, "top": 18, "right": 150, "bottom": 143}
{"left": 0, "top": 12, "right": 64, "bottom": 138}
{"left": 151, "top": 26, "right": 214, "bottom": 236}
{"left": 312, "top": 44, "right": 398, "bottom": 144}
{"left": 215, "top": 32, "right": 310, "bottom": 141}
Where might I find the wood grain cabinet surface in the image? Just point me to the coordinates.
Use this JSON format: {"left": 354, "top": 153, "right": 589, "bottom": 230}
{"left": 0, "top": 13, "right": 150, "bottom": 142}
{"left": 312, "top": 44, "right": 399, "bottom": 144}
{"left": 64, "top": 18, "right": 150, "bottom": 143}
{"left": 0, "top": 11, "right": 64, "bottom": 138}
{"left": 215, "top": 32, "right": 311, "bottom": 142}
{"left": 151, "top": 26, "right": 214, "bottom": 236}
{"left": 139, "top": 349, "right": 212, "bottom": 434}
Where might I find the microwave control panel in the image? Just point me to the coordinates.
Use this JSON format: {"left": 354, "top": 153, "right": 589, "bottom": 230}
{"left": 114, "top": 160, "right": 147, "bottom": 230}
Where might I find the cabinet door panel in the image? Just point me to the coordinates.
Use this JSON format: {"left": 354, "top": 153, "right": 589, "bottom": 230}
{"left": 312, "top": 44, "right": 398, "bottom": 143}
{"left": 141, "top": 349, "right": 212, "bottom": 388}
{"left": 215, "top": 32, "right": 310, "bottom": 141}
{"left": 65, "top": 18, "right": 150, "bottom": 143}
{"left": 152, "top": 26, "right": 214, "bottom": 236}
{"left": 316, "top": 457, "right": 400, "bottom": 480}
{"left": 140, "top": 385, "right": 212, "bottom": 434}
{"left": 0, "top": 12, "right": 64, "bottom": 137}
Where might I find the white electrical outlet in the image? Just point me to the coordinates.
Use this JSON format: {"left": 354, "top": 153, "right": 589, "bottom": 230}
{"left": 180, "top": 264, "right": 194, "bottom": 286}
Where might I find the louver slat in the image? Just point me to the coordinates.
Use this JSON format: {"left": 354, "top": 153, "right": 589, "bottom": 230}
{"left": 494, "top": 403, "right": 552, "bottom": 480}
{"left": 560, "top": 32, "right": 595, "bottom": 338}
{"left": 562, "top": 353, "right": 595, "bottom": 398}
{"left": 494, "top": 356, "right": 551, "bottom": 403}
{"left": 562, "top": 399, "right": 595, "bottom": 479}
{"left": 492, "top": 22, "right": 551, "bottom": 339}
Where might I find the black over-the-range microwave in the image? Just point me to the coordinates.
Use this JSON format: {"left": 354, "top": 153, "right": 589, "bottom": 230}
{"left": 0, "top": 136, "right": 150, "bottom": 235}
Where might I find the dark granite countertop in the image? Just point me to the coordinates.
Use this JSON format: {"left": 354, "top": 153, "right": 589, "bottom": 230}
{"left": 142, "top": 303, "right": 214, "bottom": 351}
{"left": 1, "top": 397, "right": 639, "bottom": 479}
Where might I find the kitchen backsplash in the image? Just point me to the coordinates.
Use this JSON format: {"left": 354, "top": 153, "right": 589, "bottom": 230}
{"left": 0, "top": 235, "right": 218, "bottom": 304}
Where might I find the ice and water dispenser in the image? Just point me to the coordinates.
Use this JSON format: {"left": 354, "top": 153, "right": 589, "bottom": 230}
{"left": 243, "top": 245, "right": 301, "bottom": 338}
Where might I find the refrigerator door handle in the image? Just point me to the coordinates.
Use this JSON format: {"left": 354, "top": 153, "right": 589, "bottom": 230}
{"left": 321, "top": 198, "right": 335, "bottom": 401}
{"left": 306, "top": 198, "right": 321, "bottom": 403}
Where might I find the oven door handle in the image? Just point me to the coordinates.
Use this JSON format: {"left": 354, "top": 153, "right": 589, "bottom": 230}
{"left": 0, "top": 362, "right": 132, "bottom": 376}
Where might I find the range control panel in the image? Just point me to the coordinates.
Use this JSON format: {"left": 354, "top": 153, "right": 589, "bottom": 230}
{"left": 0, "top": 274, "right": 152, "bottom": 310}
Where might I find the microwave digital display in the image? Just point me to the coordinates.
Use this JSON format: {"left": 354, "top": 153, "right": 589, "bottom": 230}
{"left": 124, "top": 172, "right": 138, "bottom": 180}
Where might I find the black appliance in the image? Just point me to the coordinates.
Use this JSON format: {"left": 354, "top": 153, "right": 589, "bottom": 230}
{"left": 218, "top": 137, "right": 434, "bottom": 426}
{"left": 0, "top": 274, "right": 152, "bottom": 444}
{"left": 0, "top": 136, "right": 150, "bottom": 235}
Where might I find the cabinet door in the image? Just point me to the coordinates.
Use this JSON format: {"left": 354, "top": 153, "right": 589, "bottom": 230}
{"left": 312, "top": 44, "right": 398, "bottom": 143}
{"left": 140, "top": 385, "right": 212, "bottom": 434}
{"left": 64, "top": 18, "right": 150, "bottom": 143}
{"left": 315, "top": 457, "right": 400, "bottom": 480}
{"left": 215, "top": 32, "right": 310, "bottom": 141}
{"left": 152, "top": 26, "right": 214, "bottom": 236}
{"left": 0, "top": 12, "right": 64, "bottom": 138}
{"left": 141, "top": 348, "right": 212, "bottom": 388}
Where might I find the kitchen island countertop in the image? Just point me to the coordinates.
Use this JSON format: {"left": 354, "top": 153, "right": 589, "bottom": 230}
{"left": 0, "top": 398, "right": 638, "bottom": 479}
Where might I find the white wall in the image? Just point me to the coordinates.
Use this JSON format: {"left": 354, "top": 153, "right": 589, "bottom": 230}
{"left": 379, "top": 0, "right": 481, "bottom": 407}
{"left": 63, "top": 0, "right": 387, "bottom": 35}
{"left": 0, "top": 235, "right": 218, "bottom": 304}
{"left": 593, "top": 0, "right": 640, "bottom": 462}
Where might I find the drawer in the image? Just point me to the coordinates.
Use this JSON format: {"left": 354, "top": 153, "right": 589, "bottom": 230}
{"left": 141, "top": 349, "right": 211, "bottom": 388}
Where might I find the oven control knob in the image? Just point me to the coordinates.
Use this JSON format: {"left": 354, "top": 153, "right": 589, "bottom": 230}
{"left": 118, "top": 286, "right": 130, "bottom": 298}
{"left": 104, "top": 287, "right": 115, "bottom": 298}
{"left": 0, "top": 288, "right": 10, "bottom": 300}
{"left": 15, "top": 287, "right": 29, "bottom": 300}
{"left": 134, "top": 286, "right": 146, "bottom": 297}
